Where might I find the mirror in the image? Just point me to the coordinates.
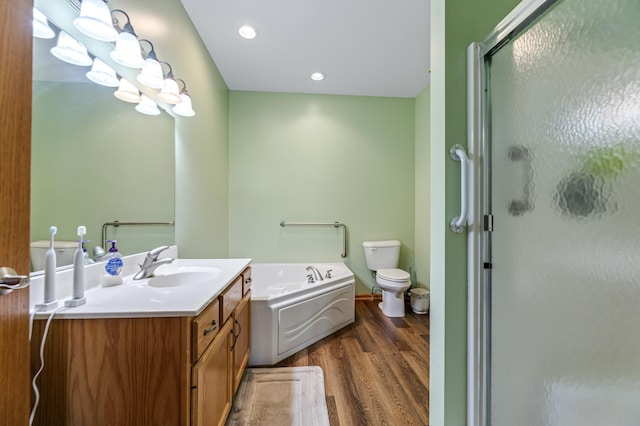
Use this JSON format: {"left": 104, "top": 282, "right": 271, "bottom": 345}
{"left": 30, "top": 17, "right": 175, "bottom": 272}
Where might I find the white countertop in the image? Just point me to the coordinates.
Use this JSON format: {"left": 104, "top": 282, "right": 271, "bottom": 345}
{"left": 30, "top": 247, "right": 251, "bottom": 319}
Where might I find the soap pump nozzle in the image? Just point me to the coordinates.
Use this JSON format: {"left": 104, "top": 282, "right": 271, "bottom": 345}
{"left": 107, "top": 240, "right": 118, "bottom": 253}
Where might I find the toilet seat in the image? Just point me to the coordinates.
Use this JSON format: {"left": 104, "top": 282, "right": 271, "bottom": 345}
{"left": 377, "top": 268, "right": 410, "bottom": 282}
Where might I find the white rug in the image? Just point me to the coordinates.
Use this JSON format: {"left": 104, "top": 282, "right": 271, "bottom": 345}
{"left": 226, "top": 366, "right": 330, "bottom": 426}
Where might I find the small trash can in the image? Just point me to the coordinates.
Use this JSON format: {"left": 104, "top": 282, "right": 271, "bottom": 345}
{"left": 410, "top": 288, "right": 430, "bottom": 314}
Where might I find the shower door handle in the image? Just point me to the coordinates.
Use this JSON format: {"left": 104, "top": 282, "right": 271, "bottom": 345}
{"left": 507, "top": 145, "right": 534, "bottom": 216}
{"left": 450, "top": 144, "right": 469, "bottom": 233}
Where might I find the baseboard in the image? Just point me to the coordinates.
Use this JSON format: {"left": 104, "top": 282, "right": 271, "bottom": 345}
{"left": 355, "top": 294, "right": 382, "bottom": 302}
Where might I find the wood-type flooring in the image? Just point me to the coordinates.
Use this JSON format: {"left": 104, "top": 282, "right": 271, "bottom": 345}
{"left": 276, "top": 298, "right": 430, "bottom": 426}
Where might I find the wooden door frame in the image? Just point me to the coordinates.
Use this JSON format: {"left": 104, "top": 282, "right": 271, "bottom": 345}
{"left": 0, "top": 0, "right": 33, "bottom": 424}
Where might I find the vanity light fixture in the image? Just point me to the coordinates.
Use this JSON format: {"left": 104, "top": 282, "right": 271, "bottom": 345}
{"left": 113, "top": 78, "right": 141, "bottom": 103}
{"left": 86, "top": 57, "right": 120, "bottom": 87}
{"left": 157, "top": 62, "right": 182, "bottom": 104}
{"left": 135, "top": 94, "right": 161, "bottom": 116}
{"left": 310, "top": 72, "right": 325, "bottom": 81}
{"left": 110, "top": 10, "right": 144, "bottom": 69}
{"left": 172, "top": 79, "right": 195, "bottom": 117}
{"left": 137, "top": 40, "right": 165, "bottom": 89}
{"left": 238, "top": 25, "right": 258, "bottom": 40}
{"left": 73, "top": 0, "right": 118, "bottom": 42}
{"left": 33, "top": 8, "right": 55, "bottom": 39}
{"left": 50, "top": 31, "right": 93, "bottom": 66}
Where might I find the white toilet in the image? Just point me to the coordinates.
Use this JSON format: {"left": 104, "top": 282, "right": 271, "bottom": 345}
{"left": 30, "top": 240, "right": 77, "bottom": 272}
{"left": 363, "top": 240, "right": 411, "bottom": 317}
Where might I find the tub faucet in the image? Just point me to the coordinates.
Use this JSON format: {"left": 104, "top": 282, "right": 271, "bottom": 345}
{"left": 133, "top": 246, "right": 174, "bottom": 280}
{"left": 306, "top": 266, "right": 323, "bottom": 281}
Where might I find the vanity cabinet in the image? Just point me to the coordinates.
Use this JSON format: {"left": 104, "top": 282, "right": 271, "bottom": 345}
{"left": 191, "top": 319, "right": 233, "bottom": 426}
{"left": 30, "top": 266, "right": 251, "bottom": 426}
{"left": 190, "top": 274, "right": 252, "bottom": 426}
{"left": 232, "top": 292, "right": 251, "bottom": 393}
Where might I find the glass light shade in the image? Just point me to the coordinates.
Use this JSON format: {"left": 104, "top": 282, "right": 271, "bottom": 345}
{"left": 50, "top": 31, "right": 93, "bottom": 66}
{"left": 73, "top": 0, "right": 118, "bottom": 42}
{"left": 135, "top": 94, "right": 161, "bottom": 115}
{"left": 137, "top": 58, "right": 165, "bottom": 89}
{"left": 86, "top": 58, "right": 119, "bottom": 87}
{"left": 238, "top": 25, "right": 258, "bottom": 39}
{"left": 157, "top": 79, "right": 182, "bottom": 104}
{"left": 172, "top": 94, "right": 195, "bottom": 117}
{"left": 113, "top": 78, "right": 141, "bottom": 103}
{"left": 33, "top": 8, "right": 55, "bottom": 39}
{"left": 110, "top": 32, "right": 144, "bottom": 68}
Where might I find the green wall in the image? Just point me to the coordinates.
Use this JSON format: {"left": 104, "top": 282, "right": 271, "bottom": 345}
{"left": 429, "top": 0, "right": 522, "bottom": 424}
{"left": 228, "top": 91, "right": 415, "bottom": 295}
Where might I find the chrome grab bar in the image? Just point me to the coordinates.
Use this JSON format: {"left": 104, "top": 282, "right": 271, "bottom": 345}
{"left": 450, "top": 144, "right": 469, "bottom": 233}
{"left": 102, "top": 220, "right": 175, "bottom": 249}
{"left": 279, "top": 221, "right": 348, "bottom": 258}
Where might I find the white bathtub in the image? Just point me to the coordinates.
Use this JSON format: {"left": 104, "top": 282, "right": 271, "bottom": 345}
{"left": 248, "top": 263, "right": 355, "bottom": 366}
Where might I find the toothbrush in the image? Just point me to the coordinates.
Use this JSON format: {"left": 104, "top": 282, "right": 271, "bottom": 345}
{"left": 35, "top": 226, "right": 59, "bottom": 311}
{"left": 65, "top": 226, "right": 87, "bottom": 307}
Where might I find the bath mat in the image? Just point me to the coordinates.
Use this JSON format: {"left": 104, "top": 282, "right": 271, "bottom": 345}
{"left": 226, "top": 366, "right": 330, "bottom": 426}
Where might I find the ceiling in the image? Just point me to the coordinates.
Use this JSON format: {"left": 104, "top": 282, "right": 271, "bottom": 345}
{"left": 179, "top": 0, "right": 430, "bottom": 98}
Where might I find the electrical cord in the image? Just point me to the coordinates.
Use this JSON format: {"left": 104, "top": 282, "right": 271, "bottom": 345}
{"left": 29, "top": 306, "right": 67, "bottom": 426}
{"left": 29, "top": 309, "right": 36, "bottom": 341}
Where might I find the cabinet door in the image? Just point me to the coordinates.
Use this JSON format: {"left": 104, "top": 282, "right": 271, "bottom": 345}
{"left": 191, "top": 319, "right": 233, "bottom": 426}
{"left": 232, "top": 292, "right": 251, "bottom": 393}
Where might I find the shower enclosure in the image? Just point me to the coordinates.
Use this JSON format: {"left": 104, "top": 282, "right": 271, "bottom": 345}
{"left": 466, "top": 0, "right": 640, "bottom": 424}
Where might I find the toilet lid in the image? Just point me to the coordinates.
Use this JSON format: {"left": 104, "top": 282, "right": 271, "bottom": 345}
{"left": 377, "top": 268, "right": 410, "bottom": 282}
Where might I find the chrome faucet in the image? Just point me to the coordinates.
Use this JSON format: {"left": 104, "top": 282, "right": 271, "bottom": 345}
{"left": 305, "top": 265, "right": 323, "bottom": 281}
{"left": 133, "top": 246, "right": 174, "bottom": 280}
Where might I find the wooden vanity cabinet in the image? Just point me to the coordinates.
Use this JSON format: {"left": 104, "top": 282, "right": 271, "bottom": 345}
{"left": 30, "top": 266, "right": 252, "bottom": 426}
{"left": 191, "top": 319, "right": 234, "bottom": 426}
{"left": 190, "top": 270, "right": 251, "bottom": 426}
{"left": 232, "top": 292, "right": 251, "bottom": 393}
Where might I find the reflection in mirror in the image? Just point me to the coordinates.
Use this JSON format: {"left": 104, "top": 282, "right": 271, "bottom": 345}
{"left": 30, "top": 20, "right": 175, "bottom": 273}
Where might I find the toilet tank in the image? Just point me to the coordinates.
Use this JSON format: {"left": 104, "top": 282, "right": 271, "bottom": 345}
{"left": 362, "top": 240, "right": 401, "bottom": 271}
{"left": 30, "top": 240, "right": 77, "bottom": 272}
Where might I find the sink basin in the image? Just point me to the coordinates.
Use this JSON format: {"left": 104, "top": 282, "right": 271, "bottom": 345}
{"left": 146, "top": 266, "right": 221, "bottom": 288}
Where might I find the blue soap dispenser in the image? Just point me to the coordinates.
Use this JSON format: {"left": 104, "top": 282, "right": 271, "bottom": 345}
{"left": 102, "top": 240, "right": 124, "bottom": 287}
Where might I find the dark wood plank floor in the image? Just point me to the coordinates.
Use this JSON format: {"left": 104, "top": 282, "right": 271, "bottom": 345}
{"left": 276, "top": 299, "right": 430, "bottom": 426}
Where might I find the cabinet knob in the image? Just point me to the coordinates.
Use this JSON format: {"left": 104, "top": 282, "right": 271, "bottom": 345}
{"left": 203, "top": 320, "right": 217, "bottom": 335}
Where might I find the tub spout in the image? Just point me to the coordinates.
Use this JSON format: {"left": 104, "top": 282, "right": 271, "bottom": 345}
{"left": 306, "top": 266, "right": 323, "bottom": 281}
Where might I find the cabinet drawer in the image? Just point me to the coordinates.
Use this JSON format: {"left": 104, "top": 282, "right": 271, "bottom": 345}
{"left": 220, "top": 276, "right": 243, "bottom": 323}
{"left": 242, "top": 267, "right": 252, "bottom": 295}
{"left": 193, "top": 299, "right": 220, "bottom": 360}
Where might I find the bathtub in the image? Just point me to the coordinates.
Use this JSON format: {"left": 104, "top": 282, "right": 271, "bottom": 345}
{"left": 248, "top": 263, "right": 355, "bottom": 366}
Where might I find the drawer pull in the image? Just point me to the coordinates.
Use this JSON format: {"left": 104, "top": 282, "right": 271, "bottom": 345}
{"left": 230, "top": 319, "right": 242, "bottom": 351}
{"left": 245, "top": 278, "right": 252, "bottom": 284}
{"left": 203, "top": 321, "right": 218, "bottom": 335}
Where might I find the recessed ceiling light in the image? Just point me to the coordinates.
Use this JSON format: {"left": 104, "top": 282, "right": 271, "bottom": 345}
{"left": 310, "top": 72, "right": 325, "bottom": 81}
{"left": 238, "top": 25, "right": 258, "bottom": 40}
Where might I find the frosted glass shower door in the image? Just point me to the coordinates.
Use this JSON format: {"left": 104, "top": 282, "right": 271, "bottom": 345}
{"left": 486, "top": 0, "right": 640, "bottom": 424}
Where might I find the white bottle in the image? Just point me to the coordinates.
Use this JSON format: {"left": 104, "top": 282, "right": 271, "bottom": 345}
{"left": 102, "top": 240, "right": 124, "bottom": 287}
